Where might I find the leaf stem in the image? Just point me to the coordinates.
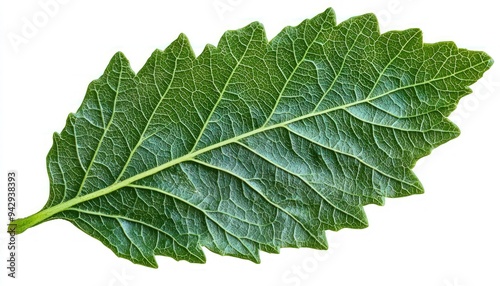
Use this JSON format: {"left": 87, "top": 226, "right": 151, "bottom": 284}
{"left": 9, "top": 175, "right": 137, "bottom": 234}
{"left": 10, "top": 186, "right": 116, "bottom": 234}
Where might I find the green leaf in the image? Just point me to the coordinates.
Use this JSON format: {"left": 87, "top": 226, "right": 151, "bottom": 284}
{"left": 11, "top": 8, "right": 492, "bottom": 267}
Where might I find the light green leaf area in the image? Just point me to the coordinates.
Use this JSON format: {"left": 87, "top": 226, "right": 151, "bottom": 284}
{"left": 12, "top": 8, "right": 492, "bottom": 267}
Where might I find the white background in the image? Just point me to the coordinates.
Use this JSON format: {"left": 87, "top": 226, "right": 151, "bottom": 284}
{"left": 1, "top": 0, "right": 499, "bottom": 285}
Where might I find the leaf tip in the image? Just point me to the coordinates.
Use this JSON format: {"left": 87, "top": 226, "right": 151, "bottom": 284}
{"left": 104, "top": 50, "right": 135, "bottom": 77}
{"left": 309, "top": 6, "right": 336, "bottom": 26}
{"left": 483, "top": 52, "right": 494, "bottom": 69}
{"left": 111, "top": 50, "right": 128, "bottom": 63}
{"left": 177, "top": 32, "right": 189, "bottom": 41}
{"left": 322, "top": 7, "right": 336, "bottom": 21}
{"left": 175, "top": 32, "right": 195, "bottom": 51}
{"left": 359, "top": 12, "right": 378, "bottom": 25}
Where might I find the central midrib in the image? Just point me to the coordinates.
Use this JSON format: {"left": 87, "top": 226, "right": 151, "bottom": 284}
{"left": 20, "top": 58, "right": 488, "bottom": 231}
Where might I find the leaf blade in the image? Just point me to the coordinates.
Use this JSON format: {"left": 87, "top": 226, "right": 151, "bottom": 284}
{"left": 12, "top": 8, "right": 493, "bottom": 267}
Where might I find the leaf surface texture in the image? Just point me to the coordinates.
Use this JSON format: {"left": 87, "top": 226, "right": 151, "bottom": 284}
{"left": 16, "top": 8, "right": 493, "bottom": 267}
